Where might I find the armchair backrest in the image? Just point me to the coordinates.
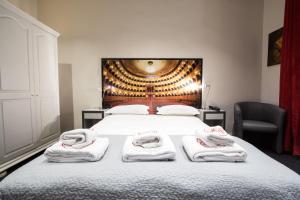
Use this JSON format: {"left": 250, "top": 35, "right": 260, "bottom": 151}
{"left": 236, "top": 102, "right": 285, "bottom": 124}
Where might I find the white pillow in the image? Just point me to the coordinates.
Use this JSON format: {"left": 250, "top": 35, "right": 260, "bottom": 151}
{"left": 106, "top": 105, "right": 149, "bottom": 115}
{"left": 156, "top": 105, "right": 200, "bottom": 116}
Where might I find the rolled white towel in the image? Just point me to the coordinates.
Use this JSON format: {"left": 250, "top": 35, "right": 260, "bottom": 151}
{"left": 60, "top": 129, "right": 96, "bottom": 149}
{"left": 123, "top": 134, "right": 176, "bottom": 162}
{"left": 182, "top": 136, "right": 247, "bottom": 162}
{"left": 44, "top": 137, "right": 109, "bottom": 162}
{"left": 132, "top": 130, "right": 162, "bottom": 148}
{"left": 195, "top": 126, "right": 234, "bottom": 147}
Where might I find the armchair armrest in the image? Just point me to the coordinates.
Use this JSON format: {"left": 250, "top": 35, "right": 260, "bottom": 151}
{"left": 265, "top": 106, "right": 286, "bottom": 129}
{"left": 233, "top": 103, "right": 243, "bottom": 138}
{"left": 265, "top": 105, "right": 286, "bottom": 153}
{"left": 273, "top": 107, "right": 286, "bottom": 136}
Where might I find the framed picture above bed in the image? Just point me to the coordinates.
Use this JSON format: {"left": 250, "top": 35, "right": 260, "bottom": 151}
{"left": 101, "top": 58, "right": 203, "bottom": 112}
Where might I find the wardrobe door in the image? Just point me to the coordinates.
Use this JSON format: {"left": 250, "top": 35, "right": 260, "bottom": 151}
{"left": 0, "top": 5, "right": 36, "bottom": 163}
{"left": 33, "top": 26, "right": 60, "bottom": 144}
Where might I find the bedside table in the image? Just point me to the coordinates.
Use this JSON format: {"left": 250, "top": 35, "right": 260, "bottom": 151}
{"left": 82, "top": 108, "right": 108, "bottom": 128}
{"left": 198, "top": 109, "right": 226, "bottom": 129}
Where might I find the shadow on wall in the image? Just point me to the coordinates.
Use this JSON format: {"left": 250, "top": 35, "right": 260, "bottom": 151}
{"left": 59, "top": 63, "right": 74, "bottom": 132}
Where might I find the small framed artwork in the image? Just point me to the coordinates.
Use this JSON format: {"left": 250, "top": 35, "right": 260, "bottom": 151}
{"left": 267, "top": 27, "right": 283, "bottom": 66}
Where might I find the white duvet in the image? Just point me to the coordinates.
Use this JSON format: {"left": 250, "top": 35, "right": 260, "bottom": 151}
{"left": 91, "top": 114, "right": 209, "bottom": 136}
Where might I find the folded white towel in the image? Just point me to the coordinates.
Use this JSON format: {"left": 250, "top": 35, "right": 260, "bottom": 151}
{"left": 60, "top": 129, "right": 96, "bottom": 149}
{"left": 182, "top": 136, "right": 247, "bottom": 162}
{"left": 195, "top": 126, "right": 234, "bottom": 147}
{"left": 132, "top": 130, "right": 162, "bottom": 148}
{"left": 44, "top": 137, "right": 109, "bottom": 162}
{"left": 122, "top": 134, "right": 176, "bottom": 162}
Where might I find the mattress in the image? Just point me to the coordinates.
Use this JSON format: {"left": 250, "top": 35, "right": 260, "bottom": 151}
{"left": 1, "top": 135, "right": 300, "bottom": 200}
{"left": 91, "top": 114, "right": 209, "bottom": 135}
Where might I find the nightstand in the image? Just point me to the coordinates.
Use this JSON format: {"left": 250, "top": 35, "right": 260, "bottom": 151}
{"left": 82, "top": 108, "right": 108, "bottom": 128}
{"left": 198, "top": 109, "right": 226, "bottom": 129}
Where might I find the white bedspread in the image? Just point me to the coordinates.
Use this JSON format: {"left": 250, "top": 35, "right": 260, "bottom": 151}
{"left": 91, "top": 114, "right": 208, "bottom": 135}
{"left": 1, "top": 114, "right": 300, "bottom": 200}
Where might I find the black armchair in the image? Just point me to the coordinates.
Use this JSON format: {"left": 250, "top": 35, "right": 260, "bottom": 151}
{"left": 233, "top": 102, "right": 286, "bottom": 153}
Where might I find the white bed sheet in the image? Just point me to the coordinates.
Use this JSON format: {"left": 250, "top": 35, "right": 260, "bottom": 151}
{"left": 91, "top": 114, "right": 209, "bottom": 135}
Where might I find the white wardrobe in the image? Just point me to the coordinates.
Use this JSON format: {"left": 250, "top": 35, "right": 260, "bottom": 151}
{"left": 0, "top": 0, "right": 60, "bottom": 172}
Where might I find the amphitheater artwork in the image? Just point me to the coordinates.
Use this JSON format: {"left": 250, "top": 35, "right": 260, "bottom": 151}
{"left": 102, "top": 59, "right": 202, "bottom": 112}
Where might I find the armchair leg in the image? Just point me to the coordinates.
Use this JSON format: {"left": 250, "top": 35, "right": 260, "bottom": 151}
{"left": 273, "top": 134, "right": 283, "bottom": 154}
{"left": 235, "top": 130, "right": 244, "bottom": 139}
{"left": 232, "top": 126, "right": 243, "bottom": 139}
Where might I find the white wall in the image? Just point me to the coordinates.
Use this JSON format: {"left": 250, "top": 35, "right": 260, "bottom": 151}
{"left": 260, "top": 0, "right": 285, "bottom": 105}
{"left": 59, "top": 64, "right": 74, "bottom": 132}
{"left": 36, "top": 0, "right": 264, "bottom": 130}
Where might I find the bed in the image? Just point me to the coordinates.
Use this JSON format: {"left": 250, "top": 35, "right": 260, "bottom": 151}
{"left": 91, "top": 114, "right": 208, "bottom": 135}
{"left": 0, "top": 114, "right": 300, "bottom": 200}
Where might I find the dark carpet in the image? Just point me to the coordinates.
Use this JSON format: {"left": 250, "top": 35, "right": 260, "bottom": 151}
{"left": 244, "top": 134, "right": 300, "bottom": 174}
{"left": 263, "top": 150, "right": 300, "bottom": 174}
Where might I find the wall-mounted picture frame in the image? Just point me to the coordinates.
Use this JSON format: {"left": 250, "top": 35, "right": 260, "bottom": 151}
{"left": 101, "top": 58, "right": 203, "bottom": 112}
{"left": 267, "top": 27, "right": 283, "bottom": 66}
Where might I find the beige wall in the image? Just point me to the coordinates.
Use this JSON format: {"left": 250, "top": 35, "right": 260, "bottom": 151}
{"left": 36, "top": 0, "right": 264, "bottom": 131}
{"left": 59, "top": 64, "right": 74, "bottom": 132}
{"left": 260, "top": 0, "right": 285, "bottom": 105}
{"left": 7, "top": 0, "right": 37, "bottom": 18}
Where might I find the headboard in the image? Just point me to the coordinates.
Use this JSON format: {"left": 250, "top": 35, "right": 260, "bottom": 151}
{"left": 101, "top": 58, "right": 202, "bottom": 113}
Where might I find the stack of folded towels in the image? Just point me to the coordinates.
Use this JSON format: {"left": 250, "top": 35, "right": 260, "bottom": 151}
{"left": 44, "top": 129, "right": 109, "bottom": 162}
{"left": 183, "top": 126, "right": 247, "bottom": 162}
{"left": 122, "top": 130, "right": 176, "bottom": 161}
